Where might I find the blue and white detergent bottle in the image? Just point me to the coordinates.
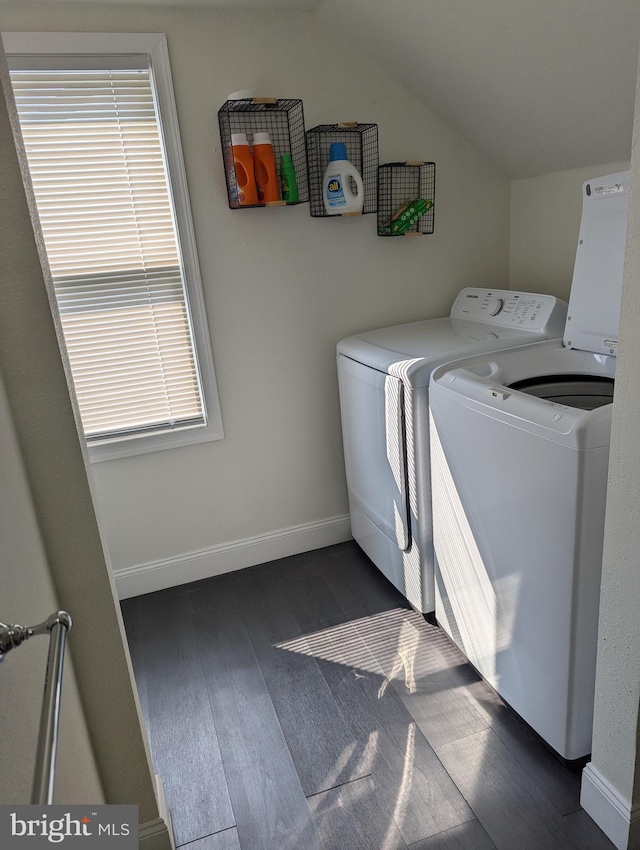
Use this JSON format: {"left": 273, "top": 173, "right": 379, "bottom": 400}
{"left": 322, "top": 143, "right": 364, "bottom": 215}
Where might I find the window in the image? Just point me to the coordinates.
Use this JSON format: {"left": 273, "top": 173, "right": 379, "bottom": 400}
{"left": 3, "top": 33, "right": 223, "bottom": 461}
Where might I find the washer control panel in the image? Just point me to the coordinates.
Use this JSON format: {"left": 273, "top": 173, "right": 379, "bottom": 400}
{"left": 450, "top": 287, "right": 566, "bottom": 333}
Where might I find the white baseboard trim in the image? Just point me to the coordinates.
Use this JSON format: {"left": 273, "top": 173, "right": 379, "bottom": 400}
{"left": 153, "top": 774, "right": 175, "bottom": 850}
{"left": 114, "top": 514, "right": 352, "bottom": 599}
{"left": 581, "top": 762, "right": 640, "bottom": 849}
{"left": 139, "top": 818, "right": 173, "bottom": 850}
{"left": 137, "top": 774, "right": 175, "bottom": 849}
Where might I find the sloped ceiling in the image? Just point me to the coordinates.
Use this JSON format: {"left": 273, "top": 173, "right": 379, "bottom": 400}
{"left": 316, "top": 0, "right": 640, "bottom": 177}
{"left": 9, "top": 0, "right": 639, "bottom": 175}
{"left": 54, "top": 0, "right": 322, "bottom": 7}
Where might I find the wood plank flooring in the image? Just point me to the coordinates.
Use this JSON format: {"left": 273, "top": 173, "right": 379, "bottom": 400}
{"left": 121, "top": 541, "right": 614, "bottom": 850}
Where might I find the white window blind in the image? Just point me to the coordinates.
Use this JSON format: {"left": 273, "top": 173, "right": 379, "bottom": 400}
{"left": 10, "top": 63, "right": 206, "bottom": 442}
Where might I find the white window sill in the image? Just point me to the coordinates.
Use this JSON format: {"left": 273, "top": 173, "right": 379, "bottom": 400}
{"left": 87, "top": 421, "right": 224, "bottom": 463}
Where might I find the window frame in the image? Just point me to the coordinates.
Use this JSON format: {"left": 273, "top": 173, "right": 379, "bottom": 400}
{"left": 2, "top": 31, "right": 224, "bottom": 462}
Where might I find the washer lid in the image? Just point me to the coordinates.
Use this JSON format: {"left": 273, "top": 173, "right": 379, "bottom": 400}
{"left": 565, "top": 172, "right": 630, "bottom": 356}
{"left": 337, "top": 318, "right": 547, "bottom": 386}
{"left": 429, "top": 341, "right": 616, "bottom": 450}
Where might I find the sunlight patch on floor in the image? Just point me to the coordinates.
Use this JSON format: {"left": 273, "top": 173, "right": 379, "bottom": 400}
{"left": 275, "top": 606, "right": 462, "bottom": 698}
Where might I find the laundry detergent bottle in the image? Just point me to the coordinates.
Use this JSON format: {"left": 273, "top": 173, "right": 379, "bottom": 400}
{"left": 322, "top": 142, "right": 364, "bottom": 215}
{"left": 253, "top": 131, "right": 281, "bottom": 203}
{"left": 231, "top": 133, "right": 259, "bottom": 206}
{"left": 280, "top": 152, "right": 299, "bottom": 203}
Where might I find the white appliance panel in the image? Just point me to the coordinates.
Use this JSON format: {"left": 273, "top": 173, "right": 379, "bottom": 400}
{"left": 337, "top": 355, "right": 410, "bottom": 551}
{"left": 565, "top": 171, "right": 629, "bottom": 355}
{"left": 451, "top": 288, "right": 566, "bottom": 335}
{"left": 430, "top": 396, "right": 608, "bottom": 759}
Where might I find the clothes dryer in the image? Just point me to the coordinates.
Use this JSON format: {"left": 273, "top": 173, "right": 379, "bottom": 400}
{"left": 429, "top": 172, "right": 629, "bottom": 758}
{"left": 337, "top": 288, "right": 567, "bottom": 613}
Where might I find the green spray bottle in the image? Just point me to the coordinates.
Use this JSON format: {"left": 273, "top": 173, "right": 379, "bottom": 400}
{"left": 280, "top": 152, "right": 299, "bottom": 203}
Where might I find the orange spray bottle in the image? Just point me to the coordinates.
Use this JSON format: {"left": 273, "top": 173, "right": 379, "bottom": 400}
{"left": 231, "top": 133, "right": 259, "bottom": 206}
{"left": 252, "top": 132, "right": 281, "bottom": 203}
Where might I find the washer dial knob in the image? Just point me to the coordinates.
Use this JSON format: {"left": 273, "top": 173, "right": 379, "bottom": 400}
{"left": 487, "top": 297, "right": 505, "bottom": 316}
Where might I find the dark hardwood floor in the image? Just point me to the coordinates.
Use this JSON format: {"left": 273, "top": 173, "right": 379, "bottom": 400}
{"left": 121, "top": 542, "right": 614, "bottom": 850}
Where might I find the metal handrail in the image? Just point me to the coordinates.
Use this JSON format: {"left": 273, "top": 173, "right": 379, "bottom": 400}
{"left": 0, "top": 611, "right": 72, "bottom": 804}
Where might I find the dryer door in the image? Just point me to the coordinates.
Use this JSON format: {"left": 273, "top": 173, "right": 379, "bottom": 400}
{"left": 337, "top": 355, "right": 411, "bottom": 551}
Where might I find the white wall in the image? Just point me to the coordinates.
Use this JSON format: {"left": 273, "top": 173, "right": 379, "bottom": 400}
{"left": 0, "top": 46, "right": 170, "bottom": 844}
{"left": 510, "top": 161, "right": 630, "bottom": 301}
{"left": 316, "top": 0, "right": 639, "bottom": 179}
{"left": 0, "top": 2, "right": 511, "bottom": 582}
{"left": 580, "top": 54, "right": 640, "bottom": 850}
{"left": 0, "top": 371, "right": 104, "bottom": 805}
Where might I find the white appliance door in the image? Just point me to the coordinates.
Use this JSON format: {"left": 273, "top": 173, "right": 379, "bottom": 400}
{"left": 565, "top": 172, "right": 629, "bottom": 355}
{"left": 337, "top": 355, "right": 410, "bottom": 551}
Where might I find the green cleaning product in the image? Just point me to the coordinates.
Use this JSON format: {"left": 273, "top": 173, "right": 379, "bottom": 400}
{"left": 383, "top": 197, "right": 433, "bottom": 235}
{"left": 280, "top": 152, "right": 299, "bottom": 203}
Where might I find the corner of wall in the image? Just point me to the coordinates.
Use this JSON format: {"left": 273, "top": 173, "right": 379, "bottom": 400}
{"left": 581, "top": 762, "right": 638, "bottom": 850}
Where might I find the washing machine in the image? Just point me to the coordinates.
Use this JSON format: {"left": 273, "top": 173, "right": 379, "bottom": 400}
{"left": 336, "top": 287, "right": 567, "bottom": 613}
{"left": 429, "top": 171, "right": 629, "bottom": 759}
